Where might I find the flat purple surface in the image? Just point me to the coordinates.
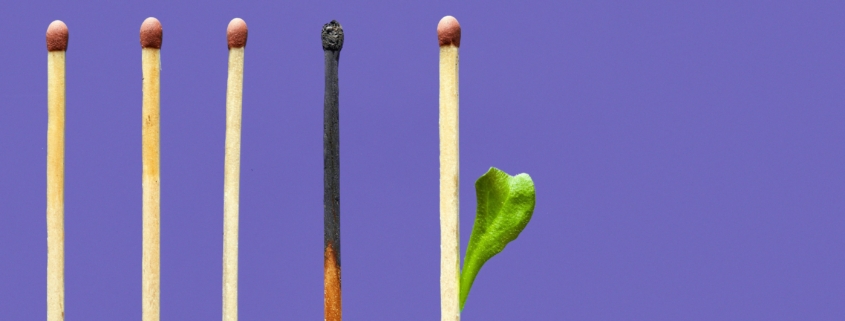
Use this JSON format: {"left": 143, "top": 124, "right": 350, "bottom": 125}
{"left": 1, "top": 1, "right": 844, "bottom": 319}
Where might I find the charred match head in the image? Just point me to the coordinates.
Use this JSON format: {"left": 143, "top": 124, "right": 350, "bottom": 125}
{"left": 437, "top": 16, "right": 461, "bottom": 48}
{"left": 227, "top": 18, "right": 248, "bottom": 49}
{"left": 46, "top": 20, "right": 68, "bottom": 52}
{"left": 140, "top": 17, "right": 163, "bottom": 49}
{"left": 321, "top": 20, "right": 344, "bottom": 51}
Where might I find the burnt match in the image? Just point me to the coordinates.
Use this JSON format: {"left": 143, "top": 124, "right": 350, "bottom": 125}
{"left": 438, "top": 15, "right": 461, "bottom": 321}
{"left": 140, "top": 17, "right": 162, "bottom": 321}
{"left": 322, "top": 19, "right": 343, "bottom": 321}
{"left": 223, "top": 17, "right": 247, "bottom": 321}
{"left": 46, "top": 19, "right": 68, "bottom": 321}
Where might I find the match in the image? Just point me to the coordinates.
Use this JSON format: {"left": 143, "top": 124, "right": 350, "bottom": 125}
{"left": 438, "top": 15, "right": 461, "bottom": 321}
{"left": 46, "top": 19, "right": 68, "bottom": 321}
{"left": 223, "top": 17, "right": 247, "bottom": 321}
{"left": 140, "top": 17, "right": 162, "bottom": 321}
{"left": 322, "top": 19, "right": 344, "bottom": 321}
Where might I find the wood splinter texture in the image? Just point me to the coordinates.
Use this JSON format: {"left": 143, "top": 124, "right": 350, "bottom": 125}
{"left": 46, "top": 19, "right": 67, "bottom": 321}
{"left": 322, "top": 19, "right": 343, "bottom": 321}
{"left": 223, "top": 17, "right": 247, "bottom": 321}
{"left": 438, "top": 15, "right": 461, "bottom": 321}
{"left": 141, "top": 16, "right": 162, "bottom": 321}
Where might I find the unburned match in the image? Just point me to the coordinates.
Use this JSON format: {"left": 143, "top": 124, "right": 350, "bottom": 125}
{"left": 223, "top": 17, "right": 248, "bottom": 321}
{"left": 438, "top": 15, "right": 461, "bottom": 321}
{"left": 46, "top": 19, "right": 68, "bottom": 321}
{"left": 140, "top": 17, "right": 162, "bottom": 321}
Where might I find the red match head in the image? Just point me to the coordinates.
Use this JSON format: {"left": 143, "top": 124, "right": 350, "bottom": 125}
{"left": 437, "top": 16, "right": 461, "bottom": 48}
{"left": 227, "top": 18, "right": 248, "bottom": 49}
{"left": 140, "top": 17, "right": 163, "bottom": 49}
{"left": 46, "top": 20, "right": 68, "bottom": 51}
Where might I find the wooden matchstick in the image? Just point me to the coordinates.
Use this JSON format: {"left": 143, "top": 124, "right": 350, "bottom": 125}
{"left": 46, "top": 20, "right": 68, "bottom": 321}
{"left": 140, "top": 17, "right": 162, "bottom": 321}
{"left": 322, "top": 20, "right": 343, "bottom": 321}
{"left": 223, "top": 17, "right": 247, "bottom": 321}
{"left": 438, "top": 15, "right": 461, "bottom": 321}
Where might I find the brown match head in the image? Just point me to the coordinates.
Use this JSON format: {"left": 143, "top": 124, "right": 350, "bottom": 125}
{"left": 140, "top": 17, "right": 163, "bottom": 49}
{"left": 46, "top": 20, "right": 68, "bottom": 51}
{"left": 227, "top": 18, "right": 248, "bottom": 49}
{"left": 437, "top": 16, "right": 461, "bottom": 48}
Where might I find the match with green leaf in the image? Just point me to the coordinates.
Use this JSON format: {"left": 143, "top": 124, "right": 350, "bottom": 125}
{"left": 438, "top": 16, "right": 537, "bottom": 319}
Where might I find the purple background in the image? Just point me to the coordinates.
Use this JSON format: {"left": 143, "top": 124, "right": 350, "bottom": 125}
{"left": 1, "top": 1, "right": 844, "bottom": 319}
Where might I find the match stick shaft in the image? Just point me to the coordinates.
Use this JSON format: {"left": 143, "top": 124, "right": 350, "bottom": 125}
{"left": 323, "top": 45, "right": 342, "bottom": 321}
{"left": 222, "top": 46, "right": 244, "bottom": 321}
{"left": 142, "top": 47, "right": 161, "bottom": 321}
{"left": 47, "top": 49, "right": 65, "bottom": 321}
{"left": 439, "top": 44, "right": 460, "bottom": 321}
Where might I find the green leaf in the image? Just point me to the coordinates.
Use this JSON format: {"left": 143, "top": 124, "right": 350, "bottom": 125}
{"left": 460, "top": 167, "right": 536, "bottom": 311}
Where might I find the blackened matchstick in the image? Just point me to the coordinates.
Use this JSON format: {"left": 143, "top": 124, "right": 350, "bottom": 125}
{"left": 438, "top": 15, "right": 461, "bottom": 321}
{"left": 140, "top": 17, "right": 162, "bottom": 321}
{"left": 46, "top": 20, "right": 68, "bottom": 321}
{"left": 223, "top": 17, "right": 247, "bottom": 321}
{"left": 322, "top": 20, "right": 343, "bottom": 321}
